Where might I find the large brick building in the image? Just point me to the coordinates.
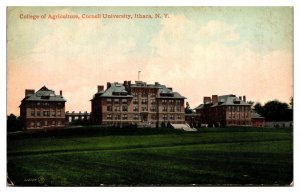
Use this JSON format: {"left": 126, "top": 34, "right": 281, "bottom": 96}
{"left": 195, "top": 94, "right": 252, "bottom": 127}
{"left": 91, "top": 81, "right": 186, "bottom": 127}
{"left": 19, "top": 86, "right": 66, "bottom": 130}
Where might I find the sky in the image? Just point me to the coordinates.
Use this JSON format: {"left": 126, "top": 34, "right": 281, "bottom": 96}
{"left": 7, "top": 6, "right": 293, "bottom": 116}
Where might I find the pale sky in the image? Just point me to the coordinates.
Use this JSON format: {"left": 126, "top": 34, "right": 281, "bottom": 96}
{"left": 7, "top": 7, "right": 293, "bottom": 116}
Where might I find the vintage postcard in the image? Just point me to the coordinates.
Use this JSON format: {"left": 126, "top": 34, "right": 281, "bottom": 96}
{"left": 6, "top": 6, "right": 293, "bottom": 186}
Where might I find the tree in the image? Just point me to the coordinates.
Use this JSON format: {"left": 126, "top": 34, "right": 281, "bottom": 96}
{"left": 254, "top": 102, "right": 263, "bottom": 115}
{"left": 247, "top": 101, "right": 255, "bottom": 106}
{"left": 7, "top": 114, "right": 23, "bottom": 132}
{"left": 185, "top": 102, "right": 193, "bottom": 114}
{"left": 262, "top": 100, "right": 292, "bottom": 121}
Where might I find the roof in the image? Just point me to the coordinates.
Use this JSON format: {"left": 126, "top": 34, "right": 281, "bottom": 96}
{"left": 92, "top": 81, "right": 186, "bottom": 99}
{"left": 251, "top": 110, "right": 265, "bottom": 119}
{"left": 195, "top": 94, "right": 251, "bottom": 110}
{"left": 92, "top": 82, "right": 133, "bottom": 99}
{"left": 21, "top": 86, "right": 66, "bottom": 102}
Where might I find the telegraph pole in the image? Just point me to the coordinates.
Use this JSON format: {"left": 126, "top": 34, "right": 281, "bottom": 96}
{"left": 138, "top": 71, "right": 141, "bottom": 81}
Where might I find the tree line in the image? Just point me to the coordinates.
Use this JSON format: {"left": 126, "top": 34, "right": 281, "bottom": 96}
{"left": 253, "top": 97, "right": 293, "bottom": 121}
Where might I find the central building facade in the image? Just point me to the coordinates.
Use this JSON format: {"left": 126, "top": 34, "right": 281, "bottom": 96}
{"left": 91, "top": 81, "right": 186, "bottom": 127}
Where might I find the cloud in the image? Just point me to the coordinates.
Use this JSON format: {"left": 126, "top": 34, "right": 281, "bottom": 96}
{"left": 145, "top": 15, "right": 292, "bottom": 108}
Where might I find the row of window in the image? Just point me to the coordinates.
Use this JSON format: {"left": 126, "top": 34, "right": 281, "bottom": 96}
{"left": 227, "top": 106, "right": 251, "bottom": 112}
{"left": 30, "top": 120, "right": 62, "bottom": 127}
{"left": 28, "top": 102, "right": 63, "bottom": 106}
{"left": 30, "top": 110, "right": 62, "bottom": 117}
{"left": 228, "top": 113, "right": 249, "bottom": 119}
{"left": 106, "top": 98, "right": 182, "bottom": 105}
{"left": 107, "top": 98, "right": 128, "bottom": 104}
{"left": 106, "top": 114, "right": 183, "bottom": 120}
{"left": 132, "top": 92, "right": 156, "bottom": 97}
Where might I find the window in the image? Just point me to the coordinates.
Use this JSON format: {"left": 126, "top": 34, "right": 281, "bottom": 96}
{"left": 43, "top": 111, "right": 50, "bottom": 117}
{"left": 163, "top": 106, "right": 167, "bottom": 112}
{"left": 176, "top": 106, "right": 180, "bottom": 112}
{"left": 30, "top": 122, "right": 35, "bottom": 127}
{"left": 134, "top": 114, "right": 139, "bottom": 120}
{"left": 133, "top": 92, "right": 138, "bottom": 97}
{"left": 142, "top": 106, "right": 148, "bottom": 111}
{"left": 133, "top": 99, "right": 138, "bottom": 104}
{"left": 150, "top": 106, "right": 156, "bottom": 112}
{"left": 133, "top": 105, "right": 139, "bottom": 112}
{"left": 176, "top": 100, "right": 181, "bottom": 105}
{"left": 162, "top": 100, "right": 167, "bottom": 105}
{"left": 51, "top": 110, "right": 56, "bottom": 117}
{"left": 107, "top": 106, "right": 112, "bottom": 112}
{"left": 37, "top": 122, "right": 41, "bottom": 127}
{"left": 114, "top": 99, "right": 119, "bottom": 104}
{"left": 58, "top": 121, "right": 61, "bottom": 125}
{"left": 44, "top": 121, "right": 48, "bottom": 126}
{"left": 142, "top": 93, "right": 148, "bottom": 97}
{"left": 122, "top": 106, "right": 128, "bottom": 112}
{"left": 169, "top": 100, "right": 174, "bottom": 105}
{"left": 31, "top": 109, "right": 35, "bottom": 116}
{"left": 107, "top": 98, "right": 112, "bottom": 104}
{"left": 151, "top": 92, "right": 156, "bottom": 97}
{"left": 163, "top": 114, "right": 168, "bottom": 120}
{"left": 115, "top": 115, "right": 121, "bottom": 120}
{"left": 37, "top": 110, "right": 41, "bottom": 116}
{"left": 57, "top": 110, "right": 61, "bottom": 117}
{"left": 122, "top": 99, "right": 127, "bottom": 104}
{"left": 107, "top": 114, "right": 112, "bottom": 120}
{"left": 142, "top": 99, "right": 147, "bottom": 105}
{"left": 150, "top": 99, "right": 156, "bottom": 105}
{"left": 177, "top": 115, "right": 181, "bottom": 120}
{"left": 37, "top": 102, "right": 41, "bottom": 106}
{"left": 122, "top": 114, "right": 128, "bottom": 120}
{"left": 44, "top": 102, "right": 49, "bottom": 106}
{"left": 52, "top": 121, "right": 55, "bottom": 125}
{"left": 114, "top": 106, "right": 120, "bottom": 112}
{"left": 170, "top": 106, "right": 175, "bottom": 112}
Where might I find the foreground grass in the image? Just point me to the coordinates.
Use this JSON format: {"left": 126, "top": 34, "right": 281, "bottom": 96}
{"left": 7, "top": 127, "right": 293, "bottom": 186}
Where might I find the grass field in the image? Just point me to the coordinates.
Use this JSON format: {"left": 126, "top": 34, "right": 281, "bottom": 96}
{"left": 7, "top": 126, "right": 293, "bottom": 186}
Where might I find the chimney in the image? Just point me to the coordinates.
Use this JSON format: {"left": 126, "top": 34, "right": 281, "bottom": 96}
{"left": 203, "top": 96, "right": 211, "bottom": 104}
{"left": 239, "top": 96, "right": 242, "bottom": 100}
{"left": 243, "top": 95, "right": 246, "bottom": 102}
{"left": 124, "top": 81, "right": 128, "bottom": 86}
{"left": 128, "top": 81, "right": 131, "bottom": 85}
{"left": 212, "top": 95, "right": 218, "bottom": 105}
{"left": 97, "top": 85, "right": 104, "bottom": 92}
{"left": 167, "top": 87, "right": 173, "bottom": 91}
{"left": 155, "top": 82, "right": 159, "bottom": 85}
{"left": 60, "top": 90, "right": 62, "bottom": 96}
{"left": 107, "top": 82, "right": 111, "bottom": 89}
{"left": 25, "top": 89, "right": 35, "bottom": 96}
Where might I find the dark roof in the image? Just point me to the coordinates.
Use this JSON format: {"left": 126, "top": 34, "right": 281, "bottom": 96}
{"left": 195, "top": 94, "right": 251, "bottom": 110}
{"left": 92, "top": 81, "right": 186, "bottom": 99}
{"left": 21, "top": 86, "right": 66, "bottom": 102}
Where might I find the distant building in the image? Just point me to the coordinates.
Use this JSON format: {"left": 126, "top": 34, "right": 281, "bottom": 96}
{"left": 90, "top": 81, "right": 186, "bottom": 127}
{"left": 195, "top": 94, "right": 252, "bottom": 127}
{"left": 251, "top": 111, "right": 265, "bottom": 127}
{"left": 19, "top": 86, "right": 66, "bottom": 130}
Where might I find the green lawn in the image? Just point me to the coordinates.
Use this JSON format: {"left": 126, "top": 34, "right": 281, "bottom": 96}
{"left": 7, "top": 127, "right": 293, "bottom": 186}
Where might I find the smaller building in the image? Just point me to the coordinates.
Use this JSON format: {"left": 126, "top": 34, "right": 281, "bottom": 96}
{"left": 251, "top": 111, "right": 265, "bottom": 127}
{"left": 195, "top": 94, "right": 252, "bottom": 127}
{"left": 19, "top": 86, "right": 66, "bottom": 130}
